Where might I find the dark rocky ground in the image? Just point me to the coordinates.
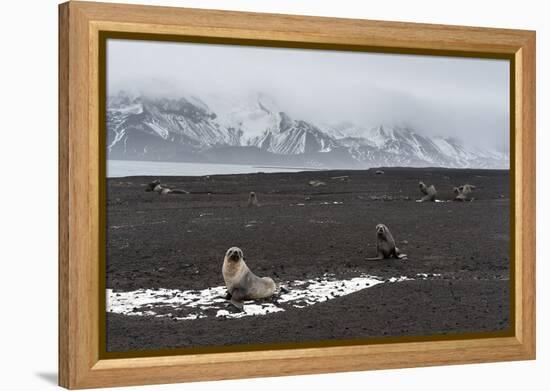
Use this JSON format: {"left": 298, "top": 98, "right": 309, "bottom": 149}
{"left": 106, "top": 167, "right": 511, "bottom": 353}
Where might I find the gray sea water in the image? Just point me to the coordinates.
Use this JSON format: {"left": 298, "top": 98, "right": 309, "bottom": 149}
{"left": 107, "top": 160, "right": 315, "bottom": 178}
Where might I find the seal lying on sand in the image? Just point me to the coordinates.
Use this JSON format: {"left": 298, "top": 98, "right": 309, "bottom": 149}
{"left": 418, "top": 181, "right": 437, "bottom": 202}
{"left": 145, "top": 180, "right": 188, "bottom": 195}
{"left": 222, "top": 247, "right": 278, "bottom": 310}
{"left": 366, "top": 224, "right": 408, "bottom": 260}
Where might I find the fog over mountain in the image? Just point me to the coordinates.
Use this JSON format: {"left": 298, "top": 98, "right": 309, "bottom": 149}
{"left": 106, "top": 39, "right": 510, "bottom": 169}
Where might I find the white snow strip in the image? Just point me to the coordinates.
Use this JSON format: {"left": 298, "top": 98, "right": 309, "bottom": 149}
{"left": 276, "top": 274, "right": 383, "bottom": 307}
{"left": 416, "top": 273, "right": 441, "bottom": 278}
{"left": 107, "top": 273, "right": 439, "bottom": 321}
{"left": 107, "top": 128, "right": 126, "bottom": 153}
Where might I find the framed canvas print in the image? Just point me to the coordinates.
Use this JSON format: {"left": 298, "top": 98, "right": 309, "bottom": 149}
{"left": 58, "top": 1, "right": 536, "bottom": 389}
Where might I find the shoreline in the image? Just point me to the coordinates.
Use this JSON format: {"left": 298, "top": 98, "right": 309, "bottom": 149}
{"left": 107, "top": 164, "right": 511, "bottom": 179}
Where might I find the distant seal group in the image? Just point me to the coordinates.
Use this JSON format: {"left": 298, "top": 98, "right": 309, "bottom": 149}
{"left": 136, "top": 173, "right": 485, "bottom": 310}
{"left": 222, "top": 247, "right": 277, "bottom": 310}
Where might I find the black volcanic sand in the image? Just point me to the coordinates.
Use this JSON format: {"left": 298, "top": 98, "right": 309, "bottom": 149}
{"left": 106, "top": 167, "right": 510, "bottom": 352}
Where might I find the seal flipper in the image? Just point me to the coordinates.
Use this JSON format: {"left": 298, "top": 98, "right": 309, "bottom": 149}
{"left": 230, "top": 298, "right": 244, "bottom": 311}
{"left": 366, "top": 251, "right": 384, "bottom": 261}
{"left": 394, "top": 247, "right": 408, "bottom": 260}
{"left": 366, "top": 256, "right": 384, "bottom": 261}
{"left": 270, "top": 285, "right": 289, "bottom": 303}
{"left": 228, "top": 288, "right": 246, "bottom": 311}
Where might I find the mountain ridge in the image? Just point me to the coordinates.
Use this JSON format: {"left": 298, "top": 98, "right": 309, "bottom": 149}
{"left": 106, "top": 91, "right": 509, "bottom": 169}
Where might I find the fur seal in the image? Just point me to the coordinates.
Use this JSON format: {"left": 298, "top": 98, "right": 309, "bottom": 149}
{"left": 418, "top": 181, "right": 437, "bottom": 202}
{"left": 146, "top": 180, "right": 188, "bottom": 195}
{"left": 454, "top": 184, "right": 476, "bottom": 201}
{"left": 247, "top": 192, "right": 259, "bottom": 207}
{"left": 459, "top": 184, "right": 476, "bottom": 194}
{"left": 453, "top": 187, "right": 466, "bottom": 201}
{"left": 145, "top": 180, "right": 161, "bottom": 192}
{"left": 366, "top": 224, "right": 407, "bottom": 260}
{"left": 222, "top": 247, "right": 277, "bottom": 310}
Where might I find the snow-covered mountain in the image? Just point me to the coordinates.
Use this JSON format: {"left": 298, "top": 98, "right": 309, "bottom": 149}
{"left": 106, "top": 91, "right": 509, "bottom": 169}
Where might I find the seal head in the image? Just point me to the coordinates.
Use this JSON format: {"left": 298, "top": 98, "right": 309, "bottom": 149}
{"left": 226, "top": 247, "right": 243, "bottom": 262}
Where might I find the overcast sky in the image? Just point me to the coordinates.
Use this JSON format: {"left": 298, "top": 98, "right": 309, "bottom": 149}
{"left": 107, "top": 39, "right": 510, "bottom": 152}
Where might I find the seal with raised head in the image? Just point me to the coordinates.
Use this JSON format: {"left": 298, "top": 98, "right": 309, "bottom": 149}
{"left": 453, "top": 187, "right": 466, "bottom": 201}
{"left": 454, "top": 184, "right": 476, "bottom": 201}
{"left": 418, "top": 181, "right": 437, "bottom": 202}
{"left": 222, "top": 247, "right": 277, "bottom": 310}
{"left": 366, "top": 224, "right": 408, "bottom": 260}
{"left": 247, "top": 191, "right": 259, "bottom": 207}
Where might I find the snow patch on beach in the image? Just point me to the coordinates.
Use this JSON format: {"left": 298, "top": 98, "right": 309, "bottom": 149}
{"left": 107, "top": 273, "right": 440, "bottom": 321}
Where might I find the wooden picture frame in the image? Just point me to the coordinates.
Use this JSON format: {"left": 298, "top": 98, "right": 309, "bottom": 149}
{"left": 59, "top": 1, "right": 536, "bottom": 389}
